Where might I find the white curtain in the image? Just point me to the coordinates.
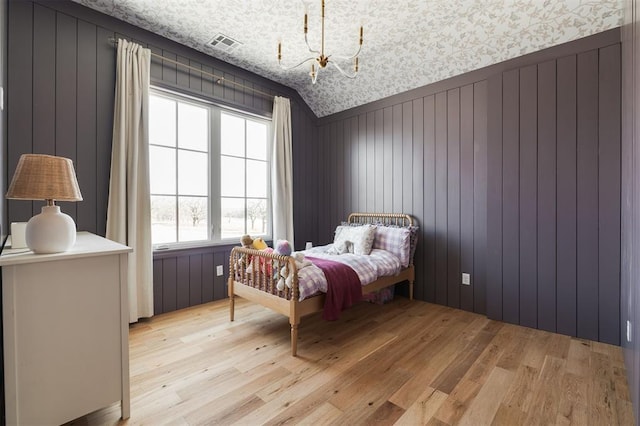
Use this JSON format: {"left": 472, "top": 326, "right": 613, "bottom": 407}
{"left": 271, "top": 96, "right": 295, "bottom": 245}
{"left": 106, "top": 39, "right": 153, "bottom": 323}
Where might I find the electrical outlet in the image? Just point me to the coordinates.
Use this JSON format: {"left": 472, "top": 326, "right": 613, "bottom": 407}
{"left": 462, "top": 273, "right": 471, "bottom": 286}
{"left": 627, "top": 320, "right": 632, "bottom": 342}
{"left": 216, "top": 265, "right": 224, "bottom": 277}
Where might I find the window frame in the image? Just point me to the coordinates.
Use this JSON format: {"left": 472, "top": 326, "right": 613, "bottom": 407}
{"left": 149, "top": 87, "right": 272, "bottom": 250}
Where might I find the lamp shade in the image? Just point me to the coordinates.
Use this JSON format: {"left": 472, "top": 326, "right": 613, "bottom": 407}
{"left": 6, "top": 154, "right": 83, "bottom": 201}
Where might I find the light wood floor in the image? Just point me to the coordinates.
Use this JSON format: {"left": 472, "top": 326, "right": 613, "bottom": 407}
{"left": 69, "top": 296, "right": 634, "bottom": 425}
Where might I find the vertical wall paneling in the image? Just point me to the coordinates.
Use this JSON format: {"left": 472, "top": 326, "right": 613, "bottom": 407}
{"left": 374, "top": 109, "right": 384, "bottom": 213}
{"left": 56, "top": 12, "right": 78, "bottom": 221}
{"left": 392, "top": 105, "right": 403, "bottom": 211}
{"left": 621, "top": 0, "right": 640, "bottom": 418}
{"left": 537, "top": 60, "right": 558, "bottom": 333}
{"left": 358, "top": 114, "right": 367, "bottom": 212}
{"left": 434, "top": 92, "right": 448, "bottom": 306}
{"left": 202, "top": 253, "right": 215, "bottom": 303}
{"left": 152, "top": 260, "right": 163, "bottom": 311}
{"left": 518, "top": 65, "right": 538, "bottom": 329}
{"left": 402, "top": 101, "right": 413, "bottom": 215}
{"left": 366, "top": 111, "right": 375, "bottom": 213}
{"left": 412, "top": 98, "right": 424, "bottom": 301}
{"left": 486, "top": 74, "right": 503, "bottom": 321}
{"left": 483, "top": 42, "right": 620, "bottom": 343}
{"left": 213, "top": 251, "right": 226, "bottom": 301}
{"left": 176, "top": 256, "right": 190, "bottom": 310}
{"left": 350, "top": 117, "right": 359, "bottom": 220}
{"left": 336, "top": 117, "right": 345, "bottom": 222}
{"left": 383, "top": 107, "right": 393, "bottom": 213}
{"left": 162, "top": 258, "right": 177, "bottom": 313}
{"left": 189, "top": 255, "right": 203, "bottom": 306}
{"left": 447, "top": 89, "right": 461, "bottom": 308}
{"left": 473, "top": 81, "right": 488, "bottom": 315}
{"left": 344, "top": 119, "right": 352, "bottom": 225}
{"left": 76, "top": 20, "right": 98, "bottom": 232}
{"left": 460, "top": 84, "right": 474, "bottom": 312}
{"left": 423, "top": 95, "right": 436, "bottom": 303}
{"left": 576, "top": 50, "right": 600, "bottom": 341}
{"left": 7, "top": 0, "right": 34, "bottom": 224}
{"left": 502, "top": 69, "right": 520, "bottom": 324}
{"left": 556, "top": 55, "right": 578, "bottom": 337}
{"left": 32, "top": 4, "right": 56, "bottom": 158}
{"left": 598, "top": 44, "right": 621, "bottom": 345}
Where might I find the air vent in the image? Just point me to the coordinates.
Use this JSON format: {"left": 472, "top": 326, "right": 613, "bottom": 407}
{"left": 208, "top": 33, "right": 243, "bottom": 52}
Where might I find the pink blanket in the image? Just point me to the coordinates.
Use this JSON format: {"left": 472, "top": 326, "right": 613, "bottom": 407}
{"left": 306, "top": 256, "right": 362, "bottom": 321}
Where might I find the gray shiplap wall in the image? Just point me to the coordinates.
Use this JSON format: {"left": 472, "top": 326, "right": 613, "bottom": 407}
{"left": 6, "top": 0, "right": 319, "bottom": 315}
{"left": 621, "top": 0, "right": 640, "bottom": 420}
{"left": 317, "top": 30, "right": 621, "bottom": 344}
{"left": 487, "top": 45, "right": 621, "bottom": 345}
{"left": 316, "top": 83, "right": 488, "bottom": 312}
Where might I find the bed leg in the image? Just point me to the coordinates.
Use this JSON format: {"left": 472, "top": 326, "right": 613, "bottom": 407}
{"left": 230, "top": 296, "right": 235, "bottom": 321}
{"left": 290, "top": 323, "right": 298, "bottom": 356}
{"left": 409, "top": 281, "right": 414, "bottom": 301}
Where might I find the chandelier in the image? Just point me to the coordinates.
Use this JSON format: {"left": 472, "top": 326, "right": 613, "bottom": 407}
{"left": 277, "top": 0, "right": 363, "bottom": 84}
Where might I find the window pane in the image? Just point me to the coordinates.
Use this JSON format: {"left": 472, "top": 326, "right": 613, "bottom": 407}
{"left": 151, "top": 195, "right": 176, "bottom": 244}
{"left": 246, "top": 160, "right": 267, "bottom": 198}
{"left": 221, "top": 155, "right": 245, "bottom": 197}
{"left": 149, "top": 146, "right": 176, "bottom": 194}
{"left": 149, "top": 96, "right": 176, "bottom": 147}
{"left": 178, "top": 103, "right": 208, "bottom": 152}
{"left": 178, "top": 150, "right": 208, "bottom": 196}
{"left": 247, "top": 199, "right": 267, "bottom": 235}
{"left": 247, "top": 120, "right": 267, "bottom": 160}
{"left": 178, "top": 196, "right": 208, "bottom": 242}
{"left": 221, "top": 197, "right": 245, "bottom": 239}
{"left": 221, "top": 113, "right": 245, "bottom": 157}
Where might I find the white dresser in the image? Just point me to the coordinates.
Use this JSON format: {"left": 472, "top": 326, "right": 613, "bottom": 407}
{"left": 0, "top": 232, "right": 132, "bottom": 425}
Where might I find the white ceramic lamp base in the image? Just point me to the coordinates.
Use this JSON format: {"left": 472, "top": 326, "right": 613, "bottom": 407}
{"left": 26, "top": 205, "right": 77, "bottom": 253}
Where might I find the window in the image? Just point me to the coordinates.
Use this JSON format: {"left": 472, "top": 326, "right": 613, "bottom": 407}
{"left": 149, "top": 90, "right": 271, "bottom": 247}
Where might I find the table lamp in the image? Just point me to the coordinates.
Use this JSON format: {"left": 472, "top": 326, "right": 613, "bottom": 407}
{"left": 5, "top": 154, "right": 83, "bottom": 253}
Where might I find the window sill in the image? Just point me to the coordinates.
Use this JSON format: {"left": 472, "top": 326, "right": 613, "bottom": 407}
{"left": 152, "top": 239, "right": 273, "bottom": 257}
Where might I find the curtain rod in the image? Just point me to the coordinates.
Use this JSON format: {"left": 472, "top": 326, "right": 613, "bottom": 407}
{"left": 108, "top": 37, "right": 275, "bottom": 99}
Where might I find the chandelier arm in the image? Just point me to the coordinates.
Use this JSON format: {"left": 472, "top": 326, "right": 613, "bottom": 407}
{"left": 332, "top": 61, "right": 357, "bottom": 79}
{"left": 279, "top": 56, "right": 317, "bottom": 71}
{"left": 304, "top": 33, "right": 321, "bottom": 55}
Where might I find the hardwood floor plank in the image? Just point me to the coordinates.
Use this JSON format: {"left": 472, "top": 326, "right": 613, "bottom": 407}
{"left": 395, "top": 387, "right": 448, "bottom": 425}
{"left": 522, "top": 356, "right": 566, "bottom": 424}
{"left": 65, "top": 297, "right": 633, "bottom": 426}
{"left": 457, "top": 367, "right": 514, "bottom": 426}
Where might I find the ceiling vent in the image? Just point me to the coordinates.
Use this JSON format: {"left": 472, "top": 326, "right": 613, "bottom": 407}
{"left": 208, "top": 33, "right": 243, "bottom": 52}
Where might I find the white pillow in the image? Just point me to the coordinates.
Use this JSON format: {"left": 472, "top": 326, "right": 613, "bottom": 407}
{"left": 333, "top": 224, "right": 376, "bottom": 255}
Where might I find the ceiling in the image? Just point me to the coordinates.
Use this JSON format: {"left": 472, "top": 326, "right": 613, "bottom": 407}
{"left": 72, "top": 0, "right": 623, "bottom": 118}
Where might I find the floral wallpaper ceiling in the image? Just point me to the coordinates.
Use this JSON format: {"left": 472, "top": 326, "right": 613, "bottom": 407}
{"left": 73, "top": 0, "right": 623, "bottom": 117}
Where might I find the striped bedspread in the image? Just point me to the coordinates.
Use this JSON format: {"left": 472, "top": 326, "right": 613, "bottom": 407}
{"left": 296, "top": 245, "right": 402, "bottom": 301}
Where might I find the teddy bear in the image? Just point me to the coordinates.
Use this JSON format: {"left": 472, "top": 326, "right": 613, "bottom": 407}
{"left": 236, "top": 234, "right": 255, "bottom": 269}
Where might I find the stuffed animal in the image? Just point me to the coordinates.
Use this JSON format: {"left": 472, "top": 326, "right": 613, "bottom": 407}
{"left": 274, "top": 240, "right": 292, "bottom": 256}
{"left": 237, "top": 234, "right": 254, "bottom": 269}
{"left": 277, "top": 252, "right": 313, "bottom": 291}
{"left": 252, "top": 237, "right": 268, "bottom": 250}
{"left": 241, "top": 234, "right": 253, "bottom": 248}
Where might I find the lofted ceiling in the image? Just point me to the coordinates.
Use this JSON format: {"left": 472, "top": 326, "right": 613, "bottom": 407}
{"left": 72, "top": 0, "right": 623, "bottom": 118}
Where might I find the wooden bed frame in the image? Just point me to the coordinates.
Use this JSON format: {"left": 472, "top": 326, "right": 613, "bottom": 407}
{"left": 228, "top": 213, "right": 415, "bottom": 356}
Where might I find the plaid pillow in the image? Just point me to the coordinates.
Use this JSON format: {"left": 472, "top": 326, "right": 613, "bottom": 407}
{"left": 372, "top": 226, "right": 412, "bottom": 267}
